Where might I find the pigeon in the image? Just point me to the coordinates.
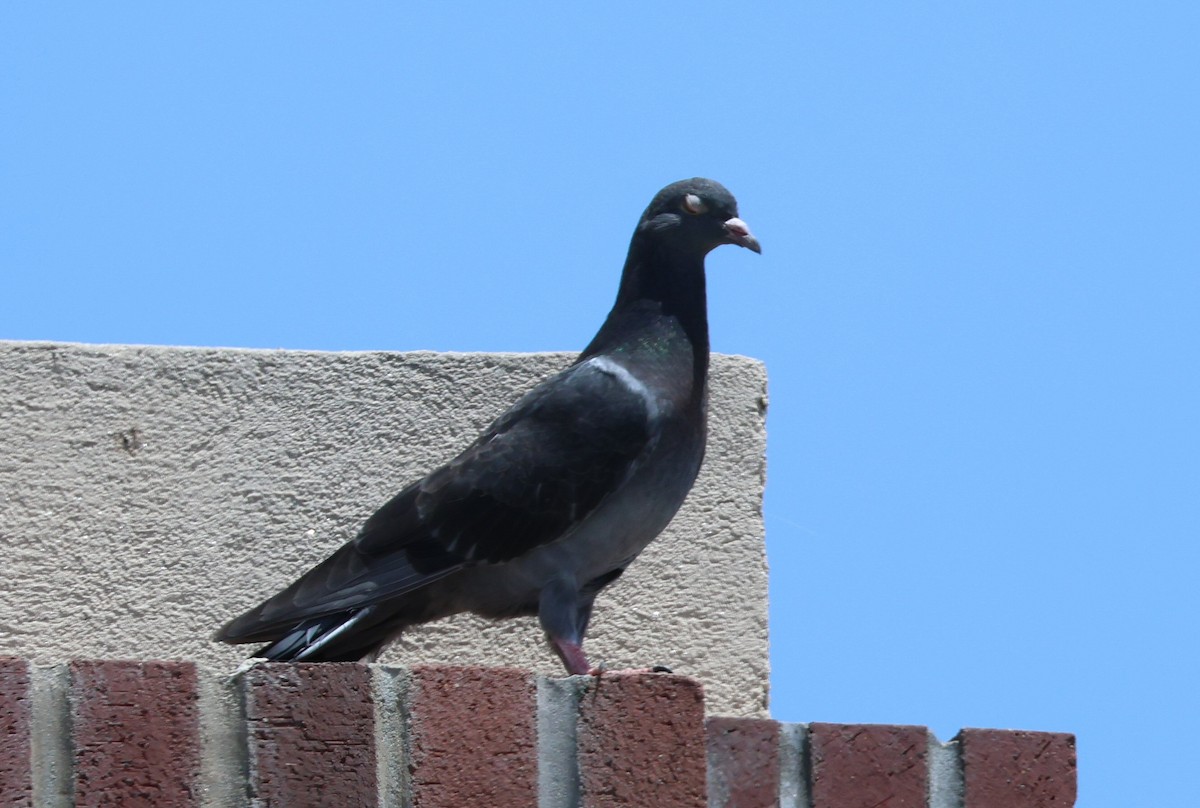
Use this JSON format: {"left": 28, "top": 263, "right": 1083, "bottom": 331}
{"left": 214, "top": 178, "right": 760, "bottom": 675}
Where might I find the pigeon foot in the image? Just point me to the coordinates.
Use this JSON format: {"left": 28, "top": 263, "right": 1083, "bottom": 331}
{"left": 551, "top": 637, "right": 593, "bottom": 676}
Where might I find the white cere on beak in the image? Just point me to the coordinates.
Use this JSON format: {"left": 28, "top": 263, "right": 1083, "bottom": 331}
{"left": 682, "top": 193, "right": 707, "bottom": 215}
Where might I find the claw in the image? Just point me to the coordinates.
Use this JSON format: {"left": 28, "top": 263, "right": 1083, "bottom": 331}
{"left": 589, "top": 663, "right": 673, "bottom": 676}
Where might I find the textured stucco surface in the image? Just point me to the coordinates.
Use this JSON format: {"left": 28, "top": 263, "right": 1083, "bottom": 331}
{"left": 0, "top": 340, "right": 768, "bottom": 717}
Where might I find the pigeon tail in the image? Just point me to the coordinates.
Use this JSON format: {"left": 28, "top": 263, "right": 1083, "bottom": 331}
{"left": 251, "top": 606, "right": 391, "bottom": 663}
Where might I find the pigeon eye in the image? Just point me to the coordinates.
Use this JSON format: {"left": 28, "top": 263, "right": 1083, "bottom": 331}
{"left": 682, "top": 194, "right": 707, "bottom": 215}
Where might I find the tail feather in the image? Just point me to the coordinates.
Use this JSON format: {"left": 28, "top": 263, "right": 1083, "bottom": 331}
{"left": 252, "top": 606, "right": 389, "bottom": 663}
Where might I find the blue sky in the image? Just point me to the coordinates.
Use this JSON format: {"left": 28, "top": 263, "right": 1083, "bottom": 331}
{"left": 3, "top": 4, "right": 1197, "bottom": 805}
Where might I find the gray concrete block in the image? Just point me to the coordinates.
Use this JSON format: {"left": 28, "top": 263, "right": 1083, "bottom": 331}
{"left": 538, "top": 675, "right": 587, "bottom": 808}
{"left": 0, "top": 340, "right": 768, "bottom": 717}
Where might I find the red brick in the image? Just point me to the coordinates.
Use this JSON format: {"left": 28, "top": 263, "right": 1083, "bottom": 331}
{"left": 577, "top": 672, "right": 707, "bottom": 808}
{"left": 960, "top": 728, "right": 1077, "bottom": 807}
{"left": 406, "top": 665, "right": 538, "bottom": 808}
{"left": 809, "top": 723, "right": 928, "bottom": 808}
{"left": 0, "top": 658, "right": 32, "bottom": 807}
{"left": 706, "top": 716, "right": 780, "bottom": 808}
{"left": 244, "top": 663, "right": 376, "bottom": 808}
{"left": 70, "top": 659, "right": 199, "bottom": 808}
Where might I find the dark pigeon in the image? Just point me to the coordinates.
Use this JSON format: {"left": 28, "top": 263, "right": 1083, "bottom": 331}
{"left": 214, "top": 178, "right": 760, "bottom": 675}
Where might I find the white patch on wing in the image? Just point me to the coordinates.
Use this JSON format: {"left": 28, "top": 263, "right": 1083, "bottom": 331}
{"left": 586, "top": 356, "right": 660, "bottom": 420}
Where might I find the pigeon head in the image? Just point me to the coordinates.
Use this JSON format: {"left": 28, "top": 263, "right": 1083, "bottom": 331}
{"left": 638, "top": 178, "right": 762, "bottom": 256}
{"left": 584, "top": 177, "right": 757, "bottom": 363}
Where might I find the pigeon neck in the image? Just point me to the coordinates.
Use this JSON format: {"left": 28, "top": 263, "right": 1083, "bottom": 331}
{"left": 582, "top": 237, "right": 711, "bottom": 394}
{"left": 616, "top": 241, "right": 710, "bottom": 345}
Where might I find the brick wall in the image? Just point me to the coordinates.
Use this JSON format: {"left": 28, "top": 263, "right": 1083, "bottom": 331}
{"left": 0, "top": 657, "right": 1076, "bottom": 807}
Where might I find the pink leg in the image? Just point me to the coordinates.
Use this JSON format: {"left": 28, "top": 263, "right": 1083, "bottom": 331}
{"left": 550, "top": 637, "right": 673, "bottom": 677}
{"left": 550, "top": 636, "right": 595, "bottom": 676}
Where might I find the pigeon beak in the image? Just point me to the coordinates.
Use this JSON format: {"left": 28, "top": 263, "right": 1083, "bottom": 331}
{"left": 724, "top": 217, "right": 762, "bottom": 254}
